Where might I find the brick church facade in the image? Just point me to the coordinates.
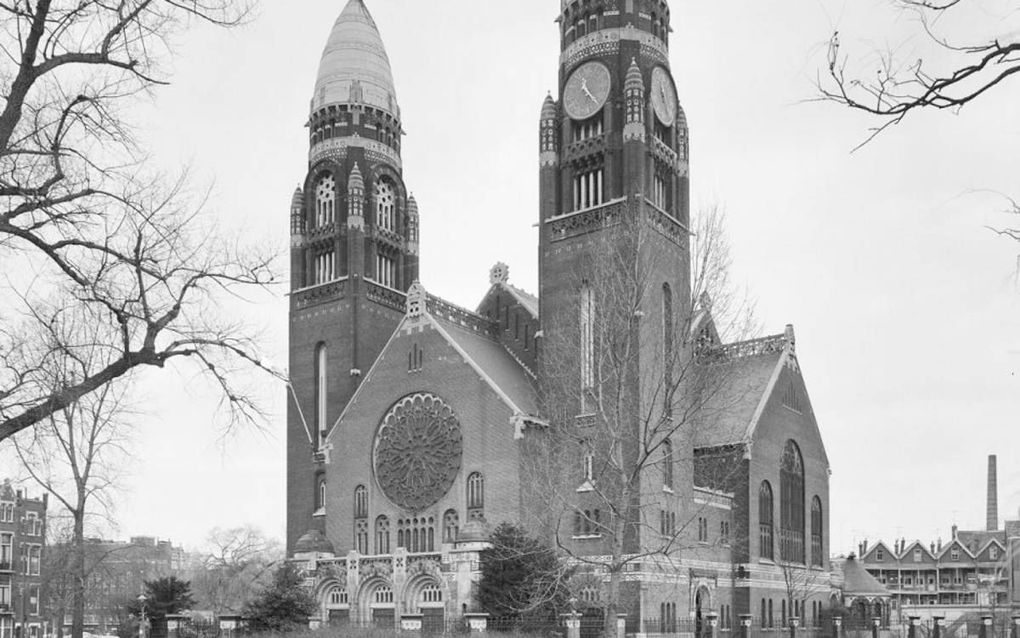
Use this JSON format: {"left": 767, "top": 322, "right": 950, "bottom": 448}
{"left": 286, "top": 0, "right": 833, "bottom": 633}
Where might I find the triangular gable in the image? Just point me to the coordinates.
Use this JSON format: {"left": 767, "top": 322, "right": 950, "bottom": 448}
{"left": 974, "top": 537, "right": 1006, "bottom": 562}
{"left": 862, "top": 541, "right": 895, "bottom": 564}
{"left": 324, "top": 293, "right": 539, "bottom": 443}
{"left": 937, "top": 539, "right": 974, "bottom": 561}
{"left": 901, "top": 540, "right": 937, "bottom": 564}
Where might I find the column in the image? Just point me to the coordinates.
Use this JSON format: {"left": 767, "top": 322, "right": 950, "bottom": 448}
{"left": 933, "top": 616, "right": 945, "bottom": 638}
{"left": 616, "top": 614, "right": 627, "bottom": 638}
{"left": 563, "top": 612, "right": 582, "bottom": 638}
{"left": 790, "top": 616, "right": 800, "bottom": 638}
{"left": 706, "top": 612, "right": 719, "bottom": 638}
{"left": 464, "top": 613, "right": 489, "bottom": 633}
{"left": 980, "top": 615, "right": 994, "bottom": 638}
{"left": 739, "top": 614, "right": 753, "bottom": 638}
{"left": 1010, "top": 616, "right": 1020, "bottom": 638}
{"left": 907, "top": 616, "right": 921, "bottom": 638}
{"left": 832, "top": 615, "right": 843, "bottom": 638}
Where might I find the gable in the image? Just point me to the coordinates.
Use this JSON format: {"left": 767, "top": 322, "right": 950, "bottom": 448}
{"left": 974, "top": 538, "right": 1006, "bottom": 562}
{"left": 938, "top": 539, "right": 973, "bottom": 562}
{"left": 748, "top": 351, "right": 830, "bottom": 470}
{"left": 863, "top": 541, "right": 895, "bottom": 564}
{"left": 901, "top": 541, "right": 937, "bottom": 565}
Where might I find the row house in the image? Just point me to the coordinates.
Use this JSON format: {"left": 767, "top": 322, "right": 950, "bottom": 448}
{"left": 0, "top": 480, "right": 47, "bottom": 638}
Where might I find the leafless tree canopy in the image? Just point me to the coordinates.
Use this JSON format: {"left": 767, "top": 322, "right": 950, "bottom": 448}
{"left": 525, "top": 206, "right": 758, "bottom": 636}
{"left": 817, "top": 0, "right": 1020, "bottom": 147}
{"left": 0, "top": 0, "right": 279, "bottom": 443}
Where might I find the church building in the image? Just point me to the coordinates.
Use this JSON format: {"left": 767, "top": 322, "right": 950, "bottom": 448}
{"left": 286, "top": 0, "right": 833, "bottom": 633}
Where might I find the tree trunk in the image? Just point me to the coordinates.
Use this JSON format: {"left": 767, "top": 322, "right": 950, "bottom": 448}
{"left": 71, "top": 509, "right": 85, "bottom": 638}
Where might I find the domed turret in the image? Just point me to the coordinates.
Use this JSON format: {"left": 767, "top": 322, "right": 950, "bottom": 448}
{"left": 312, "top": 0, "right": 399, "bottom": 119}
{"left": 457, "top": 519, "right": 490, "bottom": 544}
{"left": 294, "top": 529, "right": 335, "bottom": 555}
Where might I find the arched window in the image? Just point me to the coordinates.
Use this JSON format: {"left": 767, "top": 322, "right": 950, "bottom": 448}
{"left": 327, "top": 586, "right": 348, "bottom": 607}
{"left": 760, "top": 599, "right": 766, "bottom": 629}
{"left": 443, "top": 509, "right": 459, "bottom": 543}
{"left": 811, "top": 496, "right": 823, "bottom": 566}
{"left": 759, "top": 481, "right": 774, "bottom": 560}
{"left": 354, "top": 485, "right": 367, "bottom": 519}
{"left": 582, "top": 447, "right": 594, "bottom": 483}
{"left": 315, "top": 174, "right": 336, "bottom": 228}
{"left": 317, "top": 477, "right": 326, "bottom": 511}
{"left": 768, "top": 599, "right": 774, "bottom": 628}
{"left": 467, "top": 472, "right": 484, "bottom": 511}
{"left": 662, "top": 283, "right": 674, "bottom": 415}
{"left": 780, "top": 440, "right": 805, "bottom": 563}
{"left": 662, "top": 438, "right": 673, "bottom": 489}
{"left": 316, "top": 344, "right": 328, "bottom": 437}
{"left": 375, "top": 515, "right": 390, "bottom": 554}
{"left": 374, "top": 179, "right": 396, "bottom": 232}
{"left": 781, "top": 600, "right": 787, "bottom": 627}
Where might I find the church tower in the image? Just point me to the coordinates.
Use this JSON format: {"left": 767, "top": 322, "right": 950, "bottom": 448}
{"left": 537, "top": 0, "right": 693, "bottom": 547}
{"left": 287, "top": 0, "right": 419, "bottom": 553}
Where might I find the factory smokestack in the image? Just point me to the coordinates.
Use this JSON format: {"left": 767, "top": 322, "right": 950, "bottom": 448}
{"left": 987, "top": 455, "right": 998, "bottom": 531}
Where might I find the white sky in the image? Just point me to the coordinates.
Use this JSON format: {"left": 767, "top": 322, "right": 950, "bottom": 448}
{"left": 6, "top": 0, "right": 1020, "bottom": 555}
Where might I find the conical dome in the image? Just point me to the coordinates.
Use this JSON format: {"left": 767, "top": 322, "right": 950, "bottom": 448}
{"left": 625, "top": 58, "right": 644, "bottom": 91}
{"left": 541, "top": 94, "right": 557, "bottom": 119}
{"left": 312, "top": 0, "right": 399, "bottom": 118}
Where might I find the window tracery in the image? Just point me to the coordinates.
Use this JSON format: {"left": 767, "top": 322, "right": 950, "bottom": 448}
{"left": 375, "top": 179, "right": 396, "bottom": 232}
{"left": 780, "top": 440, "right": 806, "bottom": 563}
{"left": 760, "top": 480, "right": 774, "bottom": 560}
{"left": 315, "top": 175, "right": 336, "bottom": 227}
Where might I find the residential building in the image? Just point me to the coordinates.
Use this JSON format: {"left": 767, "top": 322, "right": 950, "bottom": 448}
{"left": 0, "top": 480, "right": 47, "bottom": 638}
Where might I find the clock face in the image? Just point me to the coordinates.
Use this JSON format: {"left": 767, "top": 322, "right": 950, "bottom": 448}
{"left": 563, "top": 61, "right": 612, "bottom": 121}
{"left": 650, "top": 67, "right": 678, "bottom": 126}
{"left": 374, "top": 393, "right": 463, "bottom": 511}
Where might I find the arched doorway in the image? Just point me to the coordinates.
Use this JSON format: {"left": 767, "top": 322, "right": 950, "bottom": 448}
{"left": 359, "top": 580, "right": 395, "bottom": 629}
{"left": 695, "top": 587, "right": 711, "bottom": 638}
{"left": 322, "top": 584, "right": 350, "bottom": 627}
{"left": 405, "top": 578, "right": 445, "bottom": 635}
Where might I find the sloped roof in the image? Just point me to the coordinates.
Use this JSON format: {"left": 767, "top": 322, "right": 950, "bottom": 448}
{"left": 692, "top": 337, "right": 786, "bottom": 448}
{"left": 956, "top": 530, "right": 1006, "bottom": 554}
{"left": 504, "top": 284, "right": 539, "bottom": 318}
{"left": 842, "top": 555, "right": 890, "bottom": 597}
{"left": 432, "top": 312, "right": 539, "bottom": 416}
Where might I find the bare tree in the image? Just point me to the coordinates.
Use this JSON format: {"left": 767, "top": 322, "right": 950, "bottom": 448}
{"left": 777, "top": 559, "right": 829, "bottom": 628}
{"left": 0, "top": 0, "right": 278, "bottom": 444}
{"left": 187, "top": 526, "right": 282, "bottom": 615}
{"left": 817, "top": 0, "right": 1020, "bottom": 147}
{"left": 524, "top": 205, "right": 759, "bottom": 637}
{"left": 12, "top": 313, "right": 133, "bottom": 638}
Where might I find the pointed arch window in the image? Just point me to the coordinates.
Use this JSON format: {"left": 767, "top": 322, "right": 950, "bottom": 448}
{"left": 315, "top": 344, "right": 328, "bottom": 438}
{"left": 443, "top": 509, "right": 459, "bottom": 544}
{"left": 780, "top": 440, "right": 806, "bottom": 563}
{"left": 759, "top": 480, "right": 774, "bottom": 560}
{"left": 467, "top": 472, "right": 484, "bottom": 520}
{"left": 317, "top": 477, "right": 326, "bottom": 511}
{"left": 375, "top": 515, "right": 390, "bottom": 554}
{"left": 662, "top": 438, "right": 673, "bottom": 489}
{"left": 811, "top": 496, "right": 823, "bottom": 566}
{"left": 315, "top": 174, "right": 336, "bottom": 227}
{"left": 354, "top": 485, "right": 368, "bottom": 519}
{"left": 375, "top": 180, "right": 396, "bottom": 232}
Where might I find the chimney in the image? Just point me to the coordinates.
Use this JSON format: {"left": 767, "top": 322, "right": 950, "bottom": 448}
{"left": 987, "top": 455, "right": 998, "bottom": 531}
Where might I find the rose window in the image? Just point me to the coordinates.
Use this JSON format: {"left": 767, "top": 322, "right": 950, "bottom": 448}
{"left": 373, "top": 393, "right": 462, "bottom": 511}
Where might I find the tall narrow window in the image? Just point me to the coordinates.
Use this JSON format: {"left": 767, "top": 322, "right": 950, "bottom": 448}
{"left": 375, "top": 516, "right": 390, "bottom": 554}
{"left": 780, "top": 440, "right": 806, "bottom": 563}
{"left": 582, "top": 447, "right": 594, "bottom": 483}
{"left": 653, "top": 173, "right": 668, "bottom": 210}
{"left": 580, "top": 283, "right": 595, "bottom": 409}
{"left": 375, "top": 253, "right": 397, "bottom": 288}
{"left": 662, "top": 438, "right": 673, "bottom": 489}
{"left": 811, "top": 496, "right": 823, "bottom": 566}
{"left": 573, "top": 167, "right": 604, "bottom": 210}
{"left": 467, "top": 472, "right": 484, "bottom": 520}
{"left": 662, "top": 283, "right": 674, "bottom": 415}
{"left": 316, "top": 344, "right": 328, "bottom": 437}
{"left": 443, "top": 509, "right": 459, "bottom": 543}
{"left": 318, "top": 478, "right": 326, "bottom": 511}
{"left": 314, "top": 249, "right": 335, "bottom": 284}
{"left": 375, "top": 180, "right": 396, "bottom": 232}
{"left": 316, "top": 175, "right": 336, "bottom": 227}
{"left": 760, "top": 481, "right": 774, "bottom": 560}
{"left": 354, "top": 485, "right": 368, "bottom": 519}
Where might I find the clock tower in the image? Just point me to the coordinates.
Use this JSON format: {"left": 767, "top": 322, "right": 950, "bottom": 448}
{"left": 537, "top": 0, "right": 693, "bottom": 546}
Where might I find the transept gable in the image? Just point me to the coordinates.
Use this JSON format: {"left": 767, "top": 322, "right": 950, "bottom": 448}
{"left": 322, "top": 284, "right": 540, "bottom": 448}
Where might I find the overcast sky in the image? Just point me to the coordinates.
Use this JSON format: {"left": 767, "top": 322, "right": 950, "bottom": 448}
{"left": 6, "top": 0, "right": 1019, "bottom": 555}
